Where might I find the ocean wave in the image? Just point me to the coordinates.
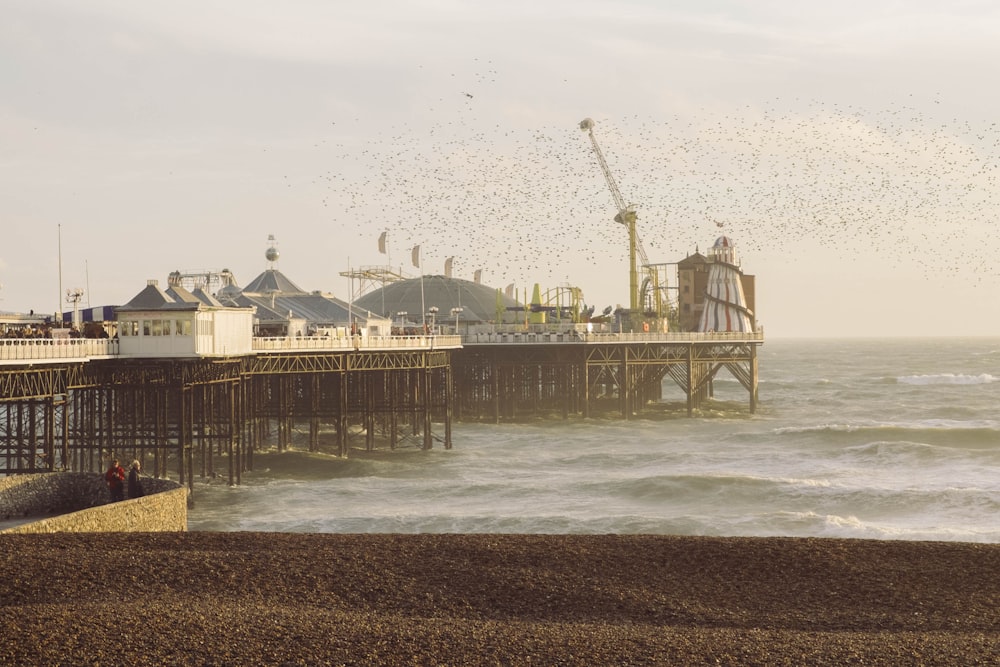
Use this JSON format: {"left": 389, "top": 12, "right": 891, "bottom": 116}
{"left": 239, "top": 449, "right": 395, "bottom": 481}
{"left": 576, "top": 473, "right": 835, "bottom": 507}
{"left": 773, "top": 422, "right": 1000, "bottom": 449}
{"left": 896, "top": 373, "right": 998, "bottom": 385}
{"left": 223, "top": 509, "right": 1000, "bottom": 542}
{"left": 841, "top": 439, "right": 944, "bottom": 461}
{"left": 730, "top": 510, "right": 1000, "bottom": 542}
{"left": 777, "top": 419, "right": 1000, "bottom": 432}
{"left": 756, "top": 509, "right": 1000, "bottom": 541}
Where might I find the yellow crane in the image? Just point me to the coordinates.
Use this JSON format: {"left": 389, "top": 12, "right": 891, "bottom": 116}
{"left": 579, "top": 118, "right": 662, "bottom": 327}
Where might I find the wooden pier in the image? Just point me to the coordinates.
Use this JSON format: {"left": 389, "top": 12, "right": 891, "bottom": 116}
{"left": 0, "top": 332, "right": 761, "bottom": 486}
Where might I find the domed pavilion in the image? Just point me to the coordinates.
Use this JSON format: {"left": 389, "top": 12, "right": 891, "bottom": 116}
{"left": 354, "top": 275, "right": 521, "bottom": 334}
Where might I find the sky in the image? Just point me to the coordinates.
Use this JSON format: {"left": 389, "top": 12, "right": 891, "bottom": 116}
{"left": 2, "top": 1, "right": 999, "bottom": 338}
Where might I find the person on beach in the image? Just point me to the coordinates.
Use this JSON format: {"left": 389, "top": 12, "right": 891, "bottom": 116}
{"left": 128, "top": 460, "right": 145, "bottom": 499}
{"left": 105, "top": 459, "right": 126, "bottom": 502}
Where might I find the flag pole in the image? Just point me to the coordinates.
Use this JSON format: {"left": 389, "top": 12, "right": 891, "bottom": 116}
{"left": 57, "top": 223, "right": 63, "bottom": 323}
{"left": 347, "top": 256, "right": 354, "bottom": 335}
{"left": 377, "top": 232, "right": 389, "bottom": 317}
{"left": 412, "top": 245, "right": 425, "bottom": 331}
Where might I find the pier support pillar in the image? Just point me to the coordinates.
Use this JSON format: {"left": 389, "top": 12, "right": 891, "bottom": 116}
{"left": 444, "top": 365, "right": 453, "bottom": 450}
{"left": 422, "top": 366, "right": 432, "bottom": 450}
{"left": 686, "top": 344, "right": 695, "bottom": 417}
{"left": 337, "top": 372, "right": 348, "bottom": 457}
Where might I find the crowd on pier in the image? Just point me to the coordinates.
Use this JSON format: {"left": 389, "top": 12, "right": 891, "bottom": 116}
{"left": 0, "top": 323, "right": 111, "bottom": 339}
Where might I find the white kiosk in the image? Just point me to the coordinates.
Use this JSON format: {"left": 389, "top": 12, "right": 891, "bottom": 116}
{"left": 116, "top": 280, "right": 255, "bottom": 358}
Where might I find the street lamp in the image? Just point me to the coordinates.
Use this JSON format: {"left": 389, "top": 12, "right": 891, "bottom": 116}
{"left": 65, "top": 288, "right": 84, "bottom": 331}
{"left": 450, "top": 306, "right": 464, "bottom": 334}
{"left": 395, "top": 312, "right": 407, "bottom": 334}
{"left": 427, "top": 306, "right": 439, "bottom": 334}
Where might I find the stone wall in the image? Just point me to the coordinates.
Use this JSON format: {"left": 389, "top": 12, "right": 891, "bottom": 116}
{"left": 0, "top": 473, "right": 187, "bottom": 533}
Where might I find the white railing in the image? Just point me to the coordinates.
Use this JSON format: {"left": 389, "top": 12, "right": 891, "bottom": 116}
{"left": 462, "top": 330, "right": 765, "bottom": 345}
{"left": 0, "top": 330, "right": 761, "bottom": 363}
{"left": 0, "top": 338, "right": 119, "bottom": 362}
{"left": 252, "top": 335, "right": 463, "bottom": 352}
{"left": 0, "top": 335, "right": 463, "bottom": 363}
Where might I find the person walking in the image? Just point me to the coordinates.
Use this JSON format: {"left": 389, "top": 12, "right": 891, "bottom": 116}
{"left": 128, "top": 460, "right": 145, "bottom": 499}
{"left": 105, "top": 459, "right": 125, "bottom": 502}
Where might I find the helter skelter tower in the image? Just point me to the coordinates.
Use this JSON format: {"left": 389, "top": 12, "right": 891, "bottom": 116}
{"left": 698, "top": 236, "right": 755, "bottom": 333}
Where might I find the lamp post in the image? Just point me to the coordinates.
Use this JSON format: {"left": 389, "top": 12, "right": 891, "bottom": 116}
{"left": 66, "top": 288, "right": 84, "bottom": 331}
{"left": 450, "top": 306, "right": 464, "bottom": 334}
{"left": 427, "top": 306, "right": 439, "bottom": 334}
{"left": 396, "top": 311, "right": 407, "bottom": 334}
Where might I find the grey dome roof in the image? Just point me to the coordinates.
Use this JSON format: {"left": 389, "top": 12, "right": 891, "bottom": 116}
{"left": 354, "top": 275, "right": 519, "bottom": 323}
{"left": 242, "top": 269, "right": 306, "bottom": 295}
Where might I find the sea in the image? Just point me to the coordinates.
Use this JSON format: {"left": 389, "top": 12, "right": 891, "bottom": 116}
{"left": 187, "top": 338, "right": 1000, "bottom": 543}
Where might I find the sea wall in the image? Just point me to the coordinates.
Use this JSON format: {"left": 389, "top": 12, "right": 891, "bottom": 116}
{"left": 0, "top": 472, "right": 187, "bottom": 533}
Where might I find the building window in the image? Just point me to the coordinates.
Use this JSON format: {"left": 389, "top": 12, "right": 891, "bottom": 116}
{"left": 176, "top": 320, "right": 191, "bottom": 336}
{"left": 120, "top": 320, "right": 138, "bottom": 336}
{"left": 140, "top": 319, "right": 172, "bottom": 336}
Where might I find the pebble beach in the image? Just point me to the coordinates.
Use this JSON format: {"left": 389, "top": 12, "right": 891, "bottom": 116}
{"left": 1, "top": 533, "right": 998, "bottom": 665}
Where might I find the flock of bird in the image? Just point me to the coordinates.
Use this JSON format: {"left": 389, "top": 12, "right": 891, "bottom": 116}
{"left": 306, "top": 94, "right": 999, "bottom": 305}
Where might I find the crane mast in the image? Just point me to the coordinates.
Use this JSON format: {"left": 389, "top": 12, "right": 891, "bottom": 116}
{"left": 579, "top": 118, "right": 654, "bottom": 322}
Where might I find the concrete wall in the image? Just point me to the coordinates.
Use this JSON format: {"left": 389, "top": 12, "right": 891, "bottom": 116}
{"left": 0, "top": 472, "right": 187, "bottom": 534}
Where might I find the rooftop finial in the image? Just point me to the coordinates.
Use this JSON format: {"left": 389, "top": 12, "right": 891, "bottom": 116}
{"left": 265, "top": 234, "right": 280, "bottom": 266}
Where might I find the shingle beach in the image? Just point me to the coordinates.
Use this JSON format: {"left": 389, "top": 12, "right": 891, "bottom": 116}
{"left": 1, "top": 533, "right": 998, "bottom": 665}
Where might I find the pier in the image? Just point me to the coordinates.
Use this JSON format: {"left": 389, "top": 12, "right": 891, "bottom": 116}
{"left": 0, "top": 330, "right": 761, "bottom": 487}
{"left": 456, "top": 331, "right": 761, "bottom": 421}
{"left": 1, "top": 232, "right": 763, "bottom": 488}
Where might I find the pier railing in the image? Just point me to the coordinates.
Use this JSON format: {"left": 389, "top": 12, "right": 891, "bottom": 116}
{"left": 0, "top": 335, "right": 464, "bottom": 364}
{"left": 461, "top": 331, "right": 765, "bottom": 345}
{"left": 0, "top": 338, "right": 118, "bottom": 362}
{"left": 252, "top": 335, "right": 463, "bottom": 352}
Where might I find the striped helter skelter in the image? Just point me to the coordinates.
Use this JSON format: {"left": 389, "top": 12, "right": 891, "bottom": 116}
{"left": 697, "top": 236, "right": 754, "bottom": 333}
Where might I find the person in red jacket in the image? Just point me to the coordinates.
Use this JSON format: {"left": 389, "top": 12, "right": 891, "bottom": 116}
{"left": 105, "top": 459, "right": 125, "bottom": 502}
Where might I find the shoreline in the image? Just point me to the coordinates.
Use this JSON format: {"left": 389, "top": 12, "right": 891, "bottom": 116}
{"left": 2, "top": 533, "right": 998, "bottom": 664}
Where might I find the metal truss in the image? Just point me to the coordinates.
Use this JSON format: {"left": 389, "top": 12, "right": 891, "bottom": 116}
{"left": 453, "top": 339, "right": 761, "bottom": 420}
{"left": 248, "top": 353, "right": 346, "bottom": 375}
{"left": 250, "top": 350, "right": 452, "bottom": 375}
{"left": 0, "top": 367, "right": 67, "bottom": 401}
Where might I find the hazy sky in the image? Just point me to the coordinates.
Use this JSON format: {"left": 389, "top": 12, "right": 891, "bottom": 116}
{"left": 3, "top": 1, "right": 999, "bottom": 337}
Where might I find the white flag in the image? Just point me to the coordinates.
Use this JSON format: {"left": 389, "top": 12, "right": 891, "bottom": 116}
{"left": 378, "top": 231, "right": 387, "bottom": 254}
{"left": 444, "top": 256, "right": 454, "bottom": 278}
{"left": 473, "top": 269, "right": 482, "bottom": 284}
{"left": 411, "top": 245, "right": 420, "bottom": 268}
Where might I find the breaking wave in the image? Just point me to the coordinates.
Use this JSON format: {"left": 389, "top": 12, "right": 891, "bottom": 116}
{"left": 896, "top": 373, "right": 998, "bottom": 385}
